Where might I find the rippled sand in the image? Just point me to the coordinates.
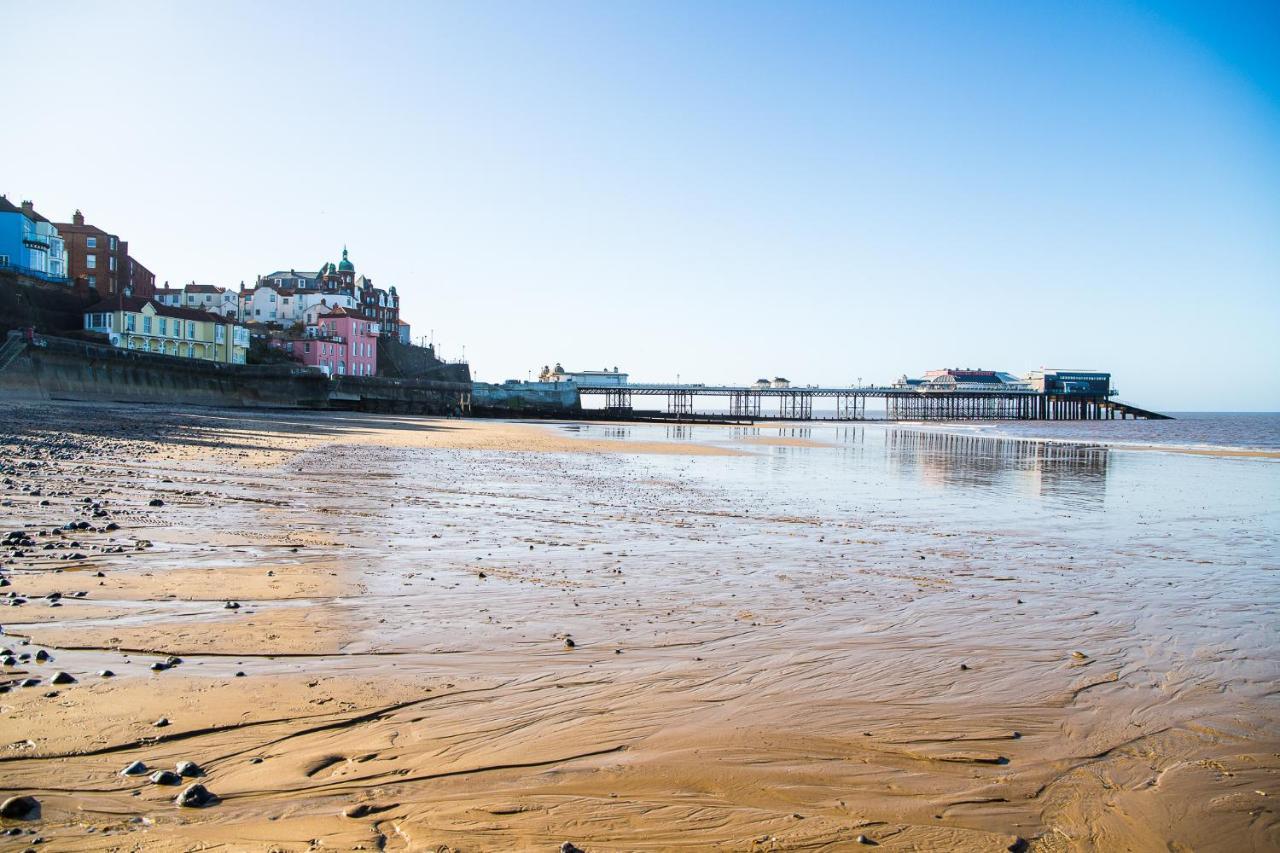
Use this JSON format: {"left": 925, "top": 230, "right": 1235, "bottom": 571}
{"left": 0, "top": 403, "right": 1276, "bottom": 851}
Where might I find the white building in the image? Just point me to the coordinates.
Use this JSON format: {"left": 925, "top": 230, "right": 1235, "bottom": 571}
{"left": 155, "top": 283, "right": 240, "bottom": 318}
{"left": 240, "top": 284, "right": 359, "bottom": 326}
{"left": 539, "top": 364, "right": 629, "bottom": 386}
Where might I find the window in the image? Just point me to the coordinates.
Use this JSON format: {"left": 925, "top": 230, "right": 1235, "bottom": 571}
{"left": 159, "top": 318, "right": 167, "bottom": 335}
{"left": 187, "top": 322, "right": 195, "bottom": 339}
{"left": 86, "top": 254, "right": 97, "bottom": 269}
{"left": 109, "top": 256, "right": 117, "bottom": 271}
{"left": 303, "top": 342, "right": 311, "bottom": 354}
{"left": 109, "top": 236, "right": 117, "bottom": 251}
{"left": 142, "top": 316, "right": 152, "bottom": 334}
{"left": 125, "top": 314, "right": 136, "bottom": 331}
{"left": 87, "top": 275, "right": 96, "bottom": 286}
{"left": 86, "top": 237, "right": 97, "bottom": 249}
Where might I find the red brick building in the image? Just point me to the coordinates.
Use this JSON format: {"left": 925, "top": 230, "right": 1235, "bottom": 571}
{"left": 55, "top": 210, "right": 155, "bottom": 298}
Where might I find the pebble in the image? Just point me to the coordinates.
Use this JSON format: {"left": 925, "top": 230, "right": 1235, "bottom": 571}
{"left": 153, "top": 717, "right": 170, "bottom": 727}
{"left": 50, "top": 671, "right": 75, "bottom": 685}
{"left": 150, "top": 770, "right": 181, "bottom": 785}
{"left": 34, "top": 650, "right": 50, "bottom": 662}
{"left": 0, "top": 795, "right": 38, "bottom": 819}
{"left": 1071, "top": 651, "right": 1089, "bottom": 660}
{"left": 560, "top": 844, "right": 584, "bottom": 853}
{"left": 18, "top": 678, "right": 39, "bottom": 688}
{"left": 175, "top": 783, "right": 214, "bottom": 808}
{"left": 856, "top": 835, "right": 875, "bottom": 845}
{"left": 148, "top": 499, "right": 164, "bottom": 507}
{"left": 224, "top": 601, "right": 240, "bottom": 609}
{"left": 150, "top": 661, "right": 169, "bottom": 671}
{"left": 563, "top": 637, "right": 576, "bottom": 649}
{"left": 121, "top": 761, "right": 148, "bottom": 776}
{"left": 99, "top": 669, "right": 115, "bottom": 677}
{"left": 176, "top": 760, "right": 203, "bottom": 777}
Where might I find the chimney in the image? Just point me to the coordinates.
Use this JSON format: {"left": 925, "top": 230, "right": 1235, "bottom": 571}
{"left": 21, "top": 200, "right": 34, "bottom": 216}
{"left": 73, "top": 210, "right": 84, "bottom": 226}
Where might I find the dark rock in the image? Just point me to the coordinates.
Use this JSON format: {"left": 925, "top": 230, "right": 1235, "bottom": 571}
{"left": 148, "top": 499, "right": 164, "bottom": 507}
{"left": 50, "top": 671, "right": 75, "bottom": 685}
{"left": 150, "top": 662, "right": 169, "bottom": 671}
{"left": 224, "top": 601, "right": 240, "bottom": 609}
{"left": 121, "top": 761, "right": 148, "bottom": 776}
{"left": 153, "top": 717, "right": 170, "bottom": 727}
{"left": 343, "top": 803, "right": 373, "bottom": 818}
{"left": 34, "top": 650, "right": 50, "bottom": 662}
{"left": 149, "top": 770, "right": 181, "bottom": 785}
{"left": 0, "top": 795, "right": 38, "bottom": 820}
{"left": 560, "top": 843, "right": 584, "bottom": 853}
{"left": 98, "top": 669, "right": 115, "bottom": 678}
{"left": 563, "top": 637, "right": 576, "bottom": 649}
{"left": 175, "top": 760, "right": 202, "bottom": 777}
{"left": 18, "top": 678, "right": 39, "bottom": 688}
{"left": 175, "top": 783, "right": 214, "bottom": 808}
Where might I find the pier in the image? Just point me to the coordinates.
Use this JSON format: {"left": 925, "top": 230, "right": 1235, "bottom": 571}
{"left": 578, "top": 382, "right": 1170, "bottom": 422}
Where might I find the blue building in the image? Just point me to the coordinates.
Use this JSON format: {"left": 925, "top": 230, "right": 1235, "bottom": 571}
{"left": 0, "top": 196, "right": 68, "bottom": 282}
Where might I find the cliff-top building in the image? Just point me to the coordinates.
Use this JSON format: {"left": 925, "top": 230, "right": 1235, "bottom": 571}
{"left": 55, "top": 210, "right": 155, "bottom": 298}
{"left": 155, "top": 283, "right": 240, "bottom": 318}
{"left": 269, "top": 303, "right": 379, "bottom": 377}
{"left": 249, "top": 247, "right": 400, "bottom": 335}
{"left": 0, "top": 196, "right": 68, "bottom": 281}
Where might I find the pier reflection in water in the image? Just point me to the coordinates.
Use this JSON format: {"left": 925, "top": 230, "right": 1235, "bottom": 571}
{"left": 884, "top": 428, "right": 1109, "bottom": 503}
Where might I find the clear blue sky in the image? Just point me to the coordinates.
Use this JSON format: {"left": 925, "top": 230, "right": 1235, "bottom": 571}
{"left": 5, "top": 1, "right": 1278, "bottom": 410}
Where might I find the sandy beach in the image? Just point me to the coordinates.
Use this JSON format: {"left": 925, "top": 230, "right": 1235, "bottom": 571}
{"left": 0, "top": 402, "right": 1276, "bottom": 851}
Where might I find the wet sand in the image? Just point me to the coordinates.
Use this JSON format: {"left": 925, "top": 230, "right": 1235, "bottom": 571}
{"left": 0, "top": 403, "right": 1276, "bottom": 851}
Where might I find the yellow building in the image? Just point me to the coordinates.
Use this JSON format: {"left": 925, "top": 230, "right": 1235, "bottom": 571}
{"left": 84, "top": 297, "right": 249, "bottom": 364}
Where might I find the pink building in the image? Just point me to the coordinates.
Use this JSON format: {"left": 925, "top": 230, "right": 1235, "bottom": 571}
{"left": 272, "top": 305, "right": 379, "bottom": 377}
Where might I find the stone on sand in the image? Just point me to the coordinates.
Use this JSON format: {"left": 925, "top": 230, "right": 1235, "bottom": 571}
{"left": 175, "top": 783, "right": 214, "bottom": 808}
{"left": 0, "top": 795, "right": 37, "bottom": 819}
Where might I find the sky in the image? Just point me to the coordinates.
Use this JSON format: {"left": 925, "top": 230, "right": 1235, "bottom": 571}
{"left": 4, "top": 0, "right": 1278, "bottom": 410}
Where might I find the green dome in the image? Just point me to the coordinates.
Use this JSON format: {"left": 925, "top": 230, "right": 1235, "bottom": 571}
{"left": 337, "top": 246, "right": 354, "bottom": 272}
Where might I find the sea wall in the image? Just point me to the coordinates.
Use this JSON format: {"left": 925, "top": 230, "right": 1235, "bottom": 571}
{"left": 0, "top": 332, "right": 470, "bottom": 414}
{"left": 471, "top": 381, "right": 580, "bottom": 416}
{"left": 0, "top": 332, "right": 332, "bottom": 407}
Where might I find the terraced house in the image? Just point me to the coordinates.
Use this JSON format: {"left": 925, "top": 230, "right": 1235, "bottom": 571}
{"left": 83, "top": 297, "right": 249, "bottom": 364}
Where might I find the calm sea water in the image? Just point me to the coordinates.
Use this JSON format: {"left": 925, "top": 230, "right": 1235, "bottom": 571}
{"left": 915, "top": 412, "right": 1280, "bottom": 453}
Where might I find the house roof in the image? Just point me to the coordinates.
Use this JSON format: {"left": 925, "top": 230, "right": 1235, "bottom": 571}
{"left": 185, "top": 284, "right": 227, "bottom": 294}
{"left": 262, "top": 270, "right": 319, "bottom": 280}
{"left": 85, "top": 296, "right": 235, "bottom": 324}
{"left": 0, "top": 196, "right": 52, "bottom": 222}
